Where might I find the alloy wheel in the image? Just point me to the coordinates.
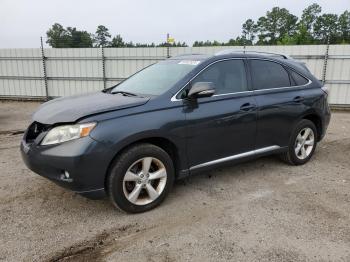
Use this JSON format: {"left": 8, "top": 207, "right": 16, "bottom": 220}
{"left": 294, "top": 127, "right": 315, "bottom": 160}
{"left": 122, "top": 157, "right": 167, "bottom": 205}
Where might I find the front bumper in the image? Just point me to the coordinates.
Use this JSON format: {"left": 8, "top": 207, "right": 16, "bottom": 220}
{"left": 20, "top": 135, "right": 112, "bottom": 199}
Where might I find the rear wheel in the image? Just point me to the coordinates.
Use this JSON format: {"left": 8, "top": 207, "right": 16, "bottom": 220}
{"left": 280, "top": 119, "right": 317, "bottom": 165}
{"left": 108, "top": 143, "right": 175, "bottom": 213}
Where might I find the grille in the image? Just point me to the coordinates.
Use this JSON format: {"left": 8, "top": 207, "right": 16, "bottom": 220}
{"left": 25, "top": 122, "right": 50, "bottom": 144}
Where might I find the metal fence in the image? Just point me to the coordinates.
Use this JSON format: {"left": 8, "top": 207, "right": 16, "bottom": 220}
{"left": 0, "top": 45, "right": 349, "bottom": 106}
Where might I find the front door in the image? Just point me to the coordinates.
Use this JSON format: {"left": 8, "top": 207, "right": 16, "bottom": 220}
{"left": 184, "top": 59, "right": 257, "bottom": 170}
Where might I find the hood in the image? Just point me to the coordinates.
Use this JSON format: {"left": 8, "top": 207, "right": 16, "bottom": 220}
{"left": 33, "top": 91, "right": 150, "bottom": 124}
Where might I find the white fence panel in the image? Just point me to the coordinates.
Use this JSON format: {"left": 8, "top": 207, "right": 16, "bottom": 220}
{"left": 0, "top": 48, "right": 46, "bottom": 97}
{"left": 0, "top": 45, "right": 349, "bottom": 105}
{"left": 326, "top": 45, "right": 350, "bottom": 105}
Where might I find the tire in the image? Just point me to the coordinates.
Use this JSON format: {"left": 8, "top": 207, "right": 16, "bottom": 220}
{"left": 280, "top": 119, "right": 317, "bottom": 165}
{"left": 107, "top": 143, "right": 175, "bottom": 213}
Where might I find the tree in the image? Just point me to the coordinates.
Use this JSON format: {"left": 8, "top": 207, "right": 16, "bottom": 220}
{"left": 300, "top": 3, "right": 322, "bottom": 32}
{"left": 291, "top": 23, "right": 314, "bottom": 45}
{"left": 175, "top": 41, "right": 188, "bottom": 47}
{"left": 226, "top": 39, "right": 238, "bottom": 46}
{"left": 110, "top": 34, "right": 125, "bottom": 47}
{"left": 338, "top": 10, "right": 350, "bottom": 43}
{"left": 47, "top": 5, "right": 350, "bottom": 48}
{"left": 46, "top": 23, "right": 93, "bottom": 48}
{"left": 242, "top": 19, "right": 257, "bottom": 45}
{"left": 256, "top": 7, "right": 298, "bottom": 45}
{"left": 46, "top": 23, "right": 71, "bottom": 48}
{"left": 289, "top": 3, "right": 323, "bottom": 44}
{"left": 94, "top": 25, "right": 111, "bottom": 47}
{"left": 314, "top": 14, "right": 339, "bottom": 43}
{"left": 66, "top": 27, "right": 93, "bottom": 47}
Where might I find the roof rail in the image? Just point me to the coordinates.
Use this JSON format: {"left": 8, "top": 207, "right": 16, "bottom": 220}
{"left": 171, "top": 53, "right": 204, "bottom": 58}
{"left": 215, "top": 49, "right": 292, "bottom": 59}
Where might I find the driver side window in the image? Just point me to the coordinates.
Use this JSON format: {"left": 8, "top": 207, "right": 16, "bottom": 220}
{"left": 191, "top": 59, "right": 248, "bottom": 95}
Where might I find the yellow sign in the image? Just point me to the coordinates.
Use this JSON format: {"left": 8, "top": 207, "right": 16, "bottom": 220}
{"left": 167, "top": 37, "right": 175, "bottom": 44}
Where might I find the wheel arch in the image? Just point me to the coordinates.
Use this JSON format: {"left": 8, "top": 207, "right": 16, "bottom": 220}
{"left": 301, "top": 113, "right": 323, "bottom": 141}
{"left": 104, "top": 136, "right": 183, "bottom": 192}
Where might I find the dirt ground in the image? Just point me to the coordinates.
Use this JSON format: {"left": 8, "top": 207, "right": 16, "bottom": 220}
{"left": 0, "top": 101, "right": 349, "bottom": 262}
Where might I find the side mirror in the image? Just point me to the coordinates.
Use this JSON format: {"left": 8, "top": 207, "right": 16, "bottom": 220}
{"left": 188, "top": 82, "right": 215, "bottom": 99}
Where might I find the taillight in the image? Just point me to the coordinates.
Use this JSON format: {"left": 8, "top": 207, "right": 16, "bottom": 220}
{"left": 321, "top": 86, "right": 329, "bottom": 95}
{"left": 321, "top": 86, "right": 329, "bottom": 102}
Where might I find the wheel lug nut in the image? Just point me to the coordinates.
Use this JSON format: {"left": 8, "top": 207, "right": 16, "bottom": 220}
{"left": 137, "top": 180, "right": 141, "bottom": 184}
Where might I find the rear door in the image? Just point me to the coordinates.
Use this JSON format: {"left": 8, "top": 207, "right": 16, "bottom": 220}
{"left": 248, "top": 59, "right": 309, "bottom": 149}
{"left": 184, "top": 59, "right": 257, "bottom": 170}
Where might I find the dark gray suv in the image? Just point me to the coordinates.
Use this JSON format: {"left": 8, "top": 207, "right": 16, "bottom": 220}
{"left": 21, "top": 50, "right": 331, "bottom": 213}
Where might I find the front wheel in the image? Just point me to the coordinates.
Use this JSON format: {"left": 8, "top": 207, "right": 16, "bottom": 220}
{"left": 280, "top": 119, "right": 317, "bottom": 165}
{"left": 108, "top": 143, "right": 175, "bottom": 213}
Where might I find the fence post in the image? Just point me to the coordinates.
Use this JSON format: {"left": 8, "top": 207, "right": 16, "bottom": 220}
{"left": 101, "top": 47, "right": 106, "bottom": 90}
{"left": 40, "top": 37, "right": 49, "bottom": 100}
{"left": 322, "top": 36, "right": 330, "bottom": 84}
{"left": 166, "top": 33, "right": 170, "bottom": 58}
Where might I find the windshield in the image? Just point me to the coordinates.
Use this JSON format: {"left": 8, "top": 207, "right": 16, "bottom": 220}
{"left": 111, "top": 60, "right": 200, "bottom": 96}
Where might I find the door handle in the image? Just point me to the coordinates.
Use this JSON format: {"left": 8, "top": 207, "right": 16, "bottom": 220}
{"left": 240, "top": 103, "right": 256, "bottom": 111}
{"left": 293, "top": 96, "right": 304, "bottom": 103}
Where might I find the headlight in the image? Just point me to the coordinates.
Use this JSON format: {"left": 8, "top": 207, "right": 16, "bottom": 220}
{"left": 41, "top": 122, "right": 96, "bottom": 145}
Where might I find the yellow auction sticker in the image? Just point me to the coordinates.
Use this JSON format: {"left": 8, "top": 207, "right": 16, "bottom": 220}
{"left": 167, "top": 37, "right": 175, "bottom": 44}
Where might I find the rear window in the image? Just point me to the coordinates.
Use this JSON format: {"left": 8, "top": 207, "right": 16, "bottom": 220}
{"left": 290, "top": 70, "right": 309, "bottom": 86}
{"left": 251, "top": 60, "right": 290, "bottom": 90}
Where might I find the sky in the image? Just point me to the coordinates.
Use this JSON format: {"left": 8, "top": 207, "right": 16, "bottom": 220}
{"left": 0, "top": 0, "right": 349, "bottom": 48}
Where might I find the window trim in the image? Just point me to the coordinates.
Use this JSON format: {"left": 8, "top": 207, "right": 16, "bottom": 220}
{"left": 171, "top": 57, "right": 312, "bottom": 102}
{"left": 247, "top": 58, "right": 312, "bottom": 93}
{"left": 171, "top": 58, "right": 252, "bottom": 102}
{"left": 288, "top": 68, "right": 310, "bottom": 87}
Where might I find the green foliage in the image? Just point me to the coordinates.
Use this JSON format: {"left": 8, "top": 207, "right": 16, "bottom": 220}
{"left": 300, "top": 3, "right": 322, "bottom": 32}
{"left": 193, "top": 37, "right": 249, "bottom": 47}
{"left": 157, "top": 42, "right": 188, "bottom": 47}
{"left": 93, "top": 25, "right": 111, "bottom": 47}
{"left": 46, "top": 4, "right": 350, "bottom": 48}
{"left": 256, "top": 7, "right": 298, "bottom": 45}
{"left": 193, "top": 4, "right": 349, "bottom": 46}
{"left": 110, "top": 34, "right": 125, "bottom": 47}
{"left": 314, "top": 14, "right": 339, "bottom": 44}
{"left": 46, "top": 23, "right": 93, "bottom": 48}
{"left": 338, "top": 11, "right": 350, "bottom": 43}
{"left": 242, "top": 19, "right": 257, "bottom": 44}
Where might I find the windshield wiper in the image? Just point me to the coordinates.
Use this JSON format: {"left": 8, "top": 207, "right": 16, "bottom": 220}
{"left": 110, "top": 90, "right": 138, "bottom": 97}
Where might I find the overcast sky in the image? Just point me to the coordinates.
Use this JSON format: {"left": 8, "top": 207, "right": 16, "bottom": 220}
{"left": 1, "top": 0, "right": 349, "bottom": 48}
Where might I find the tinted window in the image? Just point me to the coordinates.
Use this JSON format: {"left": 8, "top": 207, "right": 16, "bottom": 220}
{"left": 251, "top": 60, "right": 290, "bottom": 90}
{"left": 192, "top": 60, "right": 247, "bottom": 95}
{"left": 290, "top": 70, "right": 308, "bottom": 86}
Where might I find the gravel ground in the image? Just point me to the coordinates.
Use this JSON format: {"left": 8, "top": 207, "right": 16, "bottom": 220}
{"left": 0, "top": 101, "right": 349, "bottom": 262}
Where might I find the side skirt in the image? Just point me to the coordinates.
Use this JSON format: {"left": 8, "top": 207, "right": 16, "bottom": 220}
{"left": 177, "top": 145, "right": 287, "bottom": 179}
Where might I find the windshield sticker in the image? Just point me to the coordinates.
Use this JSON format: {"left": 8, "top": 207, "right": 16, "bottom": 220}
{"left": 178, "top": 60, "right": 201, "bottom": 65}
